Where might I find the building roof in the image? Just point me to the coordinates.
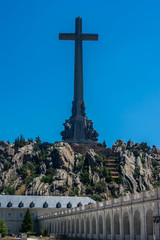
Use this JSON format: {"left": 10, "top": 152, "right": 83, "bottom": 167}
{"left": 0, "top": 195, "right": 95, "bottom": 209}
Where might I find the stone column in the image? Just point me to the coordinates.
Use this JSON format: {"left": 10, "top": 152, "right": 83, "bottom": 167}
{"left": 74, "top": 217, "right": 76, "bottom": 238}
{"left": 120, "top": 208, "right": 123, "bottom": 240}
{"left": 96, "top": 213, "right": 100, "bottom": 240}
{"left": 90, "top": 214, "right": 93, "bottom": 239}
{"left": 103, "top": 211, "right": 106, "bottom": 240}
{"left": 66, "top": 218, "right": 68, "bottom": 236}
{"left": 130, "top": 207, "right": 134, "bottom": 240}
{"left": 70, "top": 218, "right": 73, "bottom": 238}
{"left": 141, "top": 205, "right": 146, "bottom": 240}
{"left": 111, "top": 210, "right": 114, "bottom": 240}
{"left": 79, "top": 215, "right": 82, "bottom": 238}
{"left": 84, "top": 216, "right": 87, "bottom": 238}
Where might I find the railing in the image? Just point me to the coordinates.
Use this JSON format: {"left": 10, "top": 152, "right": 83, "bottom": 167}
{"left": 38, "top": 187, "right": 160, "bottom": 220}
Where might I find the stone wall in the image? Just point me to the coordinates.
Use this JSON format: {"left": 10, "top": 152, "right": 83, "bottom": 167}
{"left": 38, "top": 188, "right": 160, "bottom": 240}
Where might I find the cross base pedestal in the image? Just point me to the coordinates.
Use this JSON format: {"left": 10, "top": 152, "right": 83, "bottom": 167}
{"left": 61, "top": 101, "right": 98, "bottom": 143}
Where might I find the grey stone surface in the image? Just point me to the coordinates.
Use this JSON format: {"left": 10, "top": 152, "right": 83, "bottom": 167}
{"left": 0, "top": 195, "right": 95, "bottom": 209}
{"left": 59, "top": 17, "right": 99, "bottom": 143}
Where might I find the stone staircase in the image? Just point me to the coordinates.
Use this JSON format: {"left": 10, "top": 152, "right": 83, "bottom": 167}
{"left": 104, "top": 158, "right": 119, "bottom": 179}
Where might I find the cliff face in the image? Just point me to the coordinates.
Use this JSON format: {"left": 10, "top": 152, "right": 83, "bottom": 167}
{"left": 0, "top": 140, "right": 160, "bottom": 201}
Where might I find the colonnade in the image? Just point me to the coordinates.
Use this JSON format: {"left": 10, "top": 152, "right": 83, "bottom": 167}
{"left": 38, "top": 188, "right": 160, "bottom": 240}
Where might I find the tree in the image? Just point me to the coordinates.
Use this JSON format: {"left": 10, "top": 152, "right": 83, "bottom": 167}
{"left": 21, "top": 209, "right": 33, "bottom": 233}
{"left": 103, "top": 166, "right": 113, "bottom": 182}
{"left": 35, "top": 136, "right": 42, "bottom": 145}
{"left": 102, "top": 140, "right": 107, "bottom": 148}
{"left": 0, "top": 219, "right": 8, "bottom": 237}
{"left": 41, "top": 226, "right": 47, "bottom": 236}
{"left": 14, "top": 134, "right": 26, "bottom": 148}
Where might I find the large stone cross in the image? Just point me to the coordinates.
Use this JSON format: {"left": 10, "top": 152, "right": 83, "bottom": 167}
{"left": 59, "top": 17, "right": 98, "bottom": 105}
{"left": 59, "top": 17, "right": 99, "bottom": 143}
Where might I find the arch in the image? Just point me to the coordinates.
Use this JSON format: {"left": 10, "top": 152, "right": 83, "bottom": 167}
{"left": 86, "top": 217, "right": 90, "bottom": 234}
{"left": 81, "top": 218, "right": 84, "bottom": 234}
{"left": 106, "top": 214, "right": 111, "bottom": 235}
{"left": 55, "top": 221, "right": 58, "bottom": 234}
{"left": 134, "top": 210, "right": 141, "bottom": 239}
{"left": 76, "top": 219, "right": 79, "bottom": 234}
{"left": 72, "top": 219, "right": 75, "bottom": 234}
{"left": 64, "top": 220, "right": 66, "bottom": 234}
{"left": 114, "top": 213, "right": 120, "bottom": 235}
{"left": 55, "top": 221, "right": 57, "bottom": 234}
{"left": 68, "top": 219, "right": 70, "bottom": 233}
{"left": 49, "top": 222, "right": 52, "bottom": 233}
{"left": 99, "top": 215, "right": 103, "bottom": 235}
{"left": 146, "top": 209, "right": 153, "bottom": 239}
{"left": 61, "top": 220, "right": 63, "bottom": 234}
{"left": 92, "top": 216, "right": 96, "bottom": 235}
{"left": 123, "top": 212, "right": 130, "bottom": 236}
{"left": 58, "top": 221, "right": 60, "bottom": 234}
{"left": 52, "top": 222, "right": 54, "bottom": 233}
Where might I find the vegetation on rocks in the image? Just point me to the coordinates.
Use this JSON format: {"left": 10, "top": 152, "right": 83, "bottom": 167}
{"left": 0, "top": 137, "right": 159, "bottom": 200}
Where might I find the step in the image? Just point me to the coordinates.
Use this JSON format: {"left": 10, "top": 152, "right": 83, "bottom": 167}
{"left": 111, "top": 172, "right": 119, "bottom": 176}
{"left": 113, "top": 176, "right": 119, "bottom": 179}
{"left": 105, "top": 161, "right": 116, "bottom": 163}
{"left": 105, "top": 164, "right": 117, "bottom": 167}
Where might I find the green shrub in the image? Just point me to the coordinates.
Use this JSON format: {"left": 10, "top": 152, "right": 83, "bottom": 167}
{"left": 91, "top": 194, "right": 102, "bottom": 202}
{"left": 46, "top": 168, "right": 57, "bottom": 176}
{"left": 134, "top": 166, "right": 140, "bottom": 178}
{"left": 154, "top": 181, "right": 160, "bottom": 187}
{"left": 41, "top": 226, "right": 47, "bottom": 236}
{"left": 76, "top": 156, "right": 84, "bottom": 171}
{"left": 126, "top": 183, "right": 133, "bottom": 193}
{"left": 94, "top": 180, "right": 106, "bottom": 193}
{"left": 4, "top": 186, "right": 15, "bottom": 195}
{"left": 132, "top": 149, "right": 140, "bottom": 157}
{"left": 152, "top": 159, "right": 160, "bottom": 167}
{"left": 141, "top": 158, "right": 145, "bottom": 165}
{"left": 115, "top": 175, "right": 123, "bottom": 184}
{"left": 58, "top": 184, "right": 69, "bottom": 193}
{"left": 39, "top": 149, "right": 46, "bottom": 161}
{"left": 85, "top": 185, "right": 94, "bottom": 195}
{"left": 103, "top": 167, "right": 113, "bottom": 182}
{"left": 69, "top": 190, "right": 76, "bottom": 196}
{"left": 41, "top": 175, "right": 52, "bottom": 184}
{"left": 0, "top": 219, "right": 8, "bottom": 237}
{"left": 80, "top": 170, "right": 91, "bottom": 184}
{"left": 74, "top": 187, "right": 79, "bottom": 195}
{"left": 95, "top": 154, "right": 104, "bottom": 164}
{"left": 17, "top": 166, "right": 28, "bottom": 180}
{"left": 4, "top": 161, "right": 11, "bottom": 171}
{"left": 33, "top": 143, "right": 40, "bottom": 151}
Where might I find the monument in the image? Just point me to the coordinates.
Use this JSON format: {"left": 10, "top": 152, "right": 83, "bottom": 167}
{"left": 59, "top": 17, "right": 99, "bottom": 143}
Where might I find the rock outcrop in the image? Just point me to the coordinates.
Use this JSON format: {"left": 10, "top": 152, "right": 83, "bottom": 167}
{"left": 0, "top": 139, "right": 159, "bottom": 201}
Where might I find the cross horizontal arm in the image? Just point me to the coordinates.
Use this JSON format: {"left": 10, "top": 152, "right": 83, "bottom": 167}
{"left": 59, "top": 33, "right": 77, "bottom": 40}
{"left": 81, "top": 34, "right": 98, "bottom": 41}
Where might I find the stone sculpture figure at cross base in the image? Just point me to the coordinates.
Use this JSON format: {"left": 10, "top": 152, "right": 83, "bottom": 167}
{"left": 59, "top": 17, "right": 99, "bottom": 143}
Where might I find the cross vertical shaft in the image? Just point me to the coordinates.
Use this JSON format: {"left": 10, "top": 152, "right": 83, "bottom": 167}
{"left": 74, "top": 17, "right": 83, "bottom": 103}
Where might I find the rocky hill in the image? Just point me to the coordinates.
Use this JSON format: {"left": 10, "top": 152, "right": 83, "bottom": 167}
{"left": 0, "top": 139, "right": 160, "bottom": 201}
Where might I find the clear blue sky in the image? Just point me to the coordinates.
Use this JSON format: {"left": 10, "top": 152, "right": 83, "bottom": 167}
{"left": 0, "top": 0, "right": 160, "bottom": 147}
